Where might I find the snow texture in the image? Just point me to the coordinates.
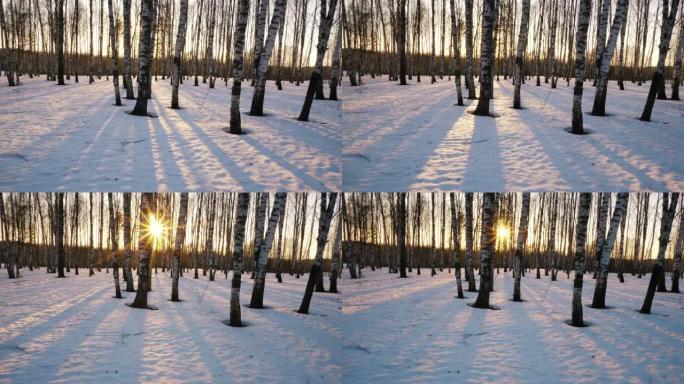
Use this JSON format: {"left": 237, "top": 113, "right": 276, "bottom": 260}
{"left": 0, "top": 77, "right": 341, "bottom": 192}
{"left": 0, "top": 269, "right": 342, "bottom": 383}
{"left": 342, "top": 76, "right": 684, "bottom": 191}
{"left": 340, "top": 268, "right": 684, "bottom": 383}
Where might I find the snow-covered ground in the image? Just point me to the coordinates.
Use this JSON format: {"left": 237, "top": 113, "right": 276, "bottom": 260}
{"left": 0, "top": 268, "right": 342, "bottom": 383}
{"left": 340, "top": 268, "right": 684, "bottom": 383}
{"left": 342, "top": 76, "right": 684, "bottom": 191}
{"left": 0, "top": 77, "right": 341, "bottom": 191}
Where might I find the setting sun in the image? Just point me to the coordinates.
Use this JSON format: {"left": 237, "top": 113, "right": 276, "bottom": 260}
{"left": 147, "top": 215, "right": 165, "bottom": 240}
{"left": 496, "top": 224, "right": 510, "bottom": 240}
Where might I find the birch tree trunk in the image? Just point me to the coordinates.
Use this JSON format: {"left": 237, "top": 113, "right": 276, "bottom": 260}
{"left": 513, "top": 0, "right": 531, "bottom": 109}
{"left": 449, "top": 0, "right": 464, "bottom": 105}
{"left": 671, "top": 18, "right": 684, "bottom": 100}
{"left": 465, "top": 192, "right": 476, "bottom": 291}
{"left": 171, "top": 193, "right": 188, "bottom": 302}
{"left": 123, "top": 193, "right": 134, "bottom": 292}
{"left": 171, "top": 0, "right": 189, "bottom": 109}
{"left": 640, "top": 193, "right": 680, "bottom": 313}
{"left": 570, "top": 193, "right": 592, "bottom": 327}
{"left": 205, "top": 0, "right": 217, "bottom": 88}
{"left": 123, "top": 0, "right": 135, "bottom": 99}
{"left": 329, "top": 218, "right": 342, "bottom": 293}
{"left": 250, "top": 193, "right": 287, "bottom": 308}
{"left": 299, "top": 193, "right": 338, "bottom": 314}
{"left": 228, "top": 193, "right": 250, "bottom": 326}
{"left": 450, "top": 193, "right": 464, "bottom": 298}
{"left": 298, "top": 0, "right": 339, "bottom": 122}
{"left": 56, "top": 0, "right": 65, "bottom": 85}
{"left": 131, "top": 0, "right": 156, "bottom": 116}
{"left": 1, "top": 194, "right": 14, "bottom": 278}
{"left": 431, "top": 193, "right": 437, "bottom": 276}
{"left": 88, "top": 194, "right": 94, "bottom": 275}
{"left": 226, "top": 0, "right": 250, "bottom": 134}
{"left": 671, "top": 204, "right": 684, "bottom": 292}
{"left": 252, "top": 0, "right": 269, "bottom": 85}
{"left": 571, "top": 0, "right": 592, "bottom": 134}
{"left": 0, "top": 0, "right": 15, "bottom": 86}
{"left": 398, "top": 192, "right": 408, "bottom": 277}
{"left": 472, "top": 193, "right": 496, "bottom": 308}
{"left": 329, "top": 20, "right": 343, "bottom": 100}
{"left": 591, "top": 193, "right": 629, "bottom": 308}
{"left": 130, "top": 193, "right": 156, "bottom": 309}
{"left": 513, "top": 192, "right": 530, "bottom": 301}
{"left": 107, "top": 0, "right": 121, "bottom": 105}
{"left": 640, "top": 0, "right": 681, "bottom": 121}
{"left": 56, "top": 193, "right": 65, "bottom": 277}
{"left": 250, "top": 0, "right": 289, "bottom": 116}
{"left": 473, "top": 0, "right": 496, "bottom": 116}
{"left": 108, "top": 193, "right": 122, "bottom": 298}
{"left": 591, "top": 0, "right": 630, "bottom": 115}
{"left": 398, "top": 0, "right": 408, "bottom": 84}
{"left": 464, "top": 0, "right": 476, "bottom": 98}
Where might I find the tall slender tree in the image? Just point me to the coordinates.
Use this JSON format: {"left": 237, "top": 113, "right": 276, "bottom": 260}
{"left": 570, "top": 193, "right": 592, "bottom": 327}
{"left": 228, "top": 193, "right": 250, "bottom": 326}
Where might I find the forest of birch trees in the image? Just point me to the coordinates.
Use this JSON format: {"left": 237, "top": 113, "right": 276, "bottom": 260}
{"left": 342, "top": 0, "right": 682, "bottom": 131}
{"left": 343, "top": 192, "right": 683, "bottom": 326}
{"left": 0, "top": 0, "right": 343, "bottom": 127}
{"left": 0, "top": 192, "right": 341, "bottom": 324}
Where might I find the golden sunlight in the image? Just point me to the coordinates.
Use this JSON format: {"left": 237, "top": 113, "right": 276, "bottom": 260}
{"left": 148, "top": 215, "right": 165, "bottom": 240}
{"left": 496, "top": 224, "right": 510, "bottom": 240}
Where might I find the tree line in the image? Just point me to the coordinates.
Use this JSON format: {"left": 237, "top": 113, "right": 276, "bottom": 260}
{"left": 341, "top": 0, "right": 682, "bottom": 132}
{"left": 343, "top": 192, "right": 683, "bottom": 327}
{"left": 0, "top": 192, "right": 340, "bottom": 324}
{"left": 0, "top": 0, "right": 344, "bottom": 126}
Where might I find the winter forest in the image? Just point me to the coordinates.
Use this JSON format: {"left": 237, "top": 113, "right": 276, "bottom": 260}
{"left": 0, "top": 192, "right": 344, "bottom": 382}
{"left": 0, "top": 0, "right": 343, "bottom": 191}
{"left": 342, "top": 192, "right": 684, "bottom": 382}
{"left": 1, "top": 0, "right": 683, "bottom": 382}
{"left": 342, "top": 0, "right": 684, "bottom": 191}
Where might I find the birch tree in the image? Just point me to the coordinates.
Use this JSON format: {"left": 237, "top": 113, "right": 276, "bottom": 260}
{"left": 570, "top": 0, "right": 592, "bottom": 134}
{"left": 299, "top": 192, "right": 338, "bottom": 314}
{"left": 171, "top": 193, "right": 188, "bottom": 302}
{"left": 473, "top": 0, "right": 497, "bottom": 116}
{"left": 640, "top": 0, "right": 680, "bottom": 121}
{"left": 226, "top": 0, "right": 250, "bottom": 134}
{"left": 130, "top": 0, "right": 156, "bottom": 116}
{"left": 672, "top": 20, "right": 684, "bottom": 100}
{"left": 123, "top": 0, "right": 134, "bottom": 99}
{"left": 464, "top": 0, "right": 476, "bottom": 98}
{"left": 108, "top": 193, "right": 122, "bottom": 298}
{"left": 472, "top": 193, "right": 496, "bottom": 308}
{"left": 465, "top": 192, "right": 476, "bottom": 291}
{"left": 640, "top": 193, "right": 680, "bottom": 314}
{"left": 671, "top": 204, "right": 684, "bottom": 292}
{"left": 591, "top": 193, "right": 629, "bottom": 308}
{"left": 107, "top": 0, "right": 121, "bottom": 106}
{"left": 570, "top": 193, "right": 591, "bottom": 327}
{"left": 123, "top": 193, "right": 134, "bottom": 292}
{"left": 250, "top": 193, "right": 287, "bottom": 308}
{"left": 130, "top": 193, "right": 156, "bottom": 309}
{"left": 591, "top": 0, "right": 630, "bottom": 116}
{"left": 450, "top": 193, "right": 464, "bottom": 298}
{"left": 171, "top": 0, "right": 189, "bottom": 109}
{"left": 329, "top": 218, "right": 342, "bottom": 292}
{"left": 228, "top": 193, "right": 250, "bottom": 327}
{"left": 513, "top": 0, "right": 531, "bottom": 109}
{"left": 449, "top": 0, "right": 464, "bottom": 106}
{"left": 250, "top": 0, "right": 288, "bottom": 116}
{"left": 298, "top": 0, "right": 339, "bottom": 122}
{"left": 513, "top": 192, "right": 530, "bottom": 301}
